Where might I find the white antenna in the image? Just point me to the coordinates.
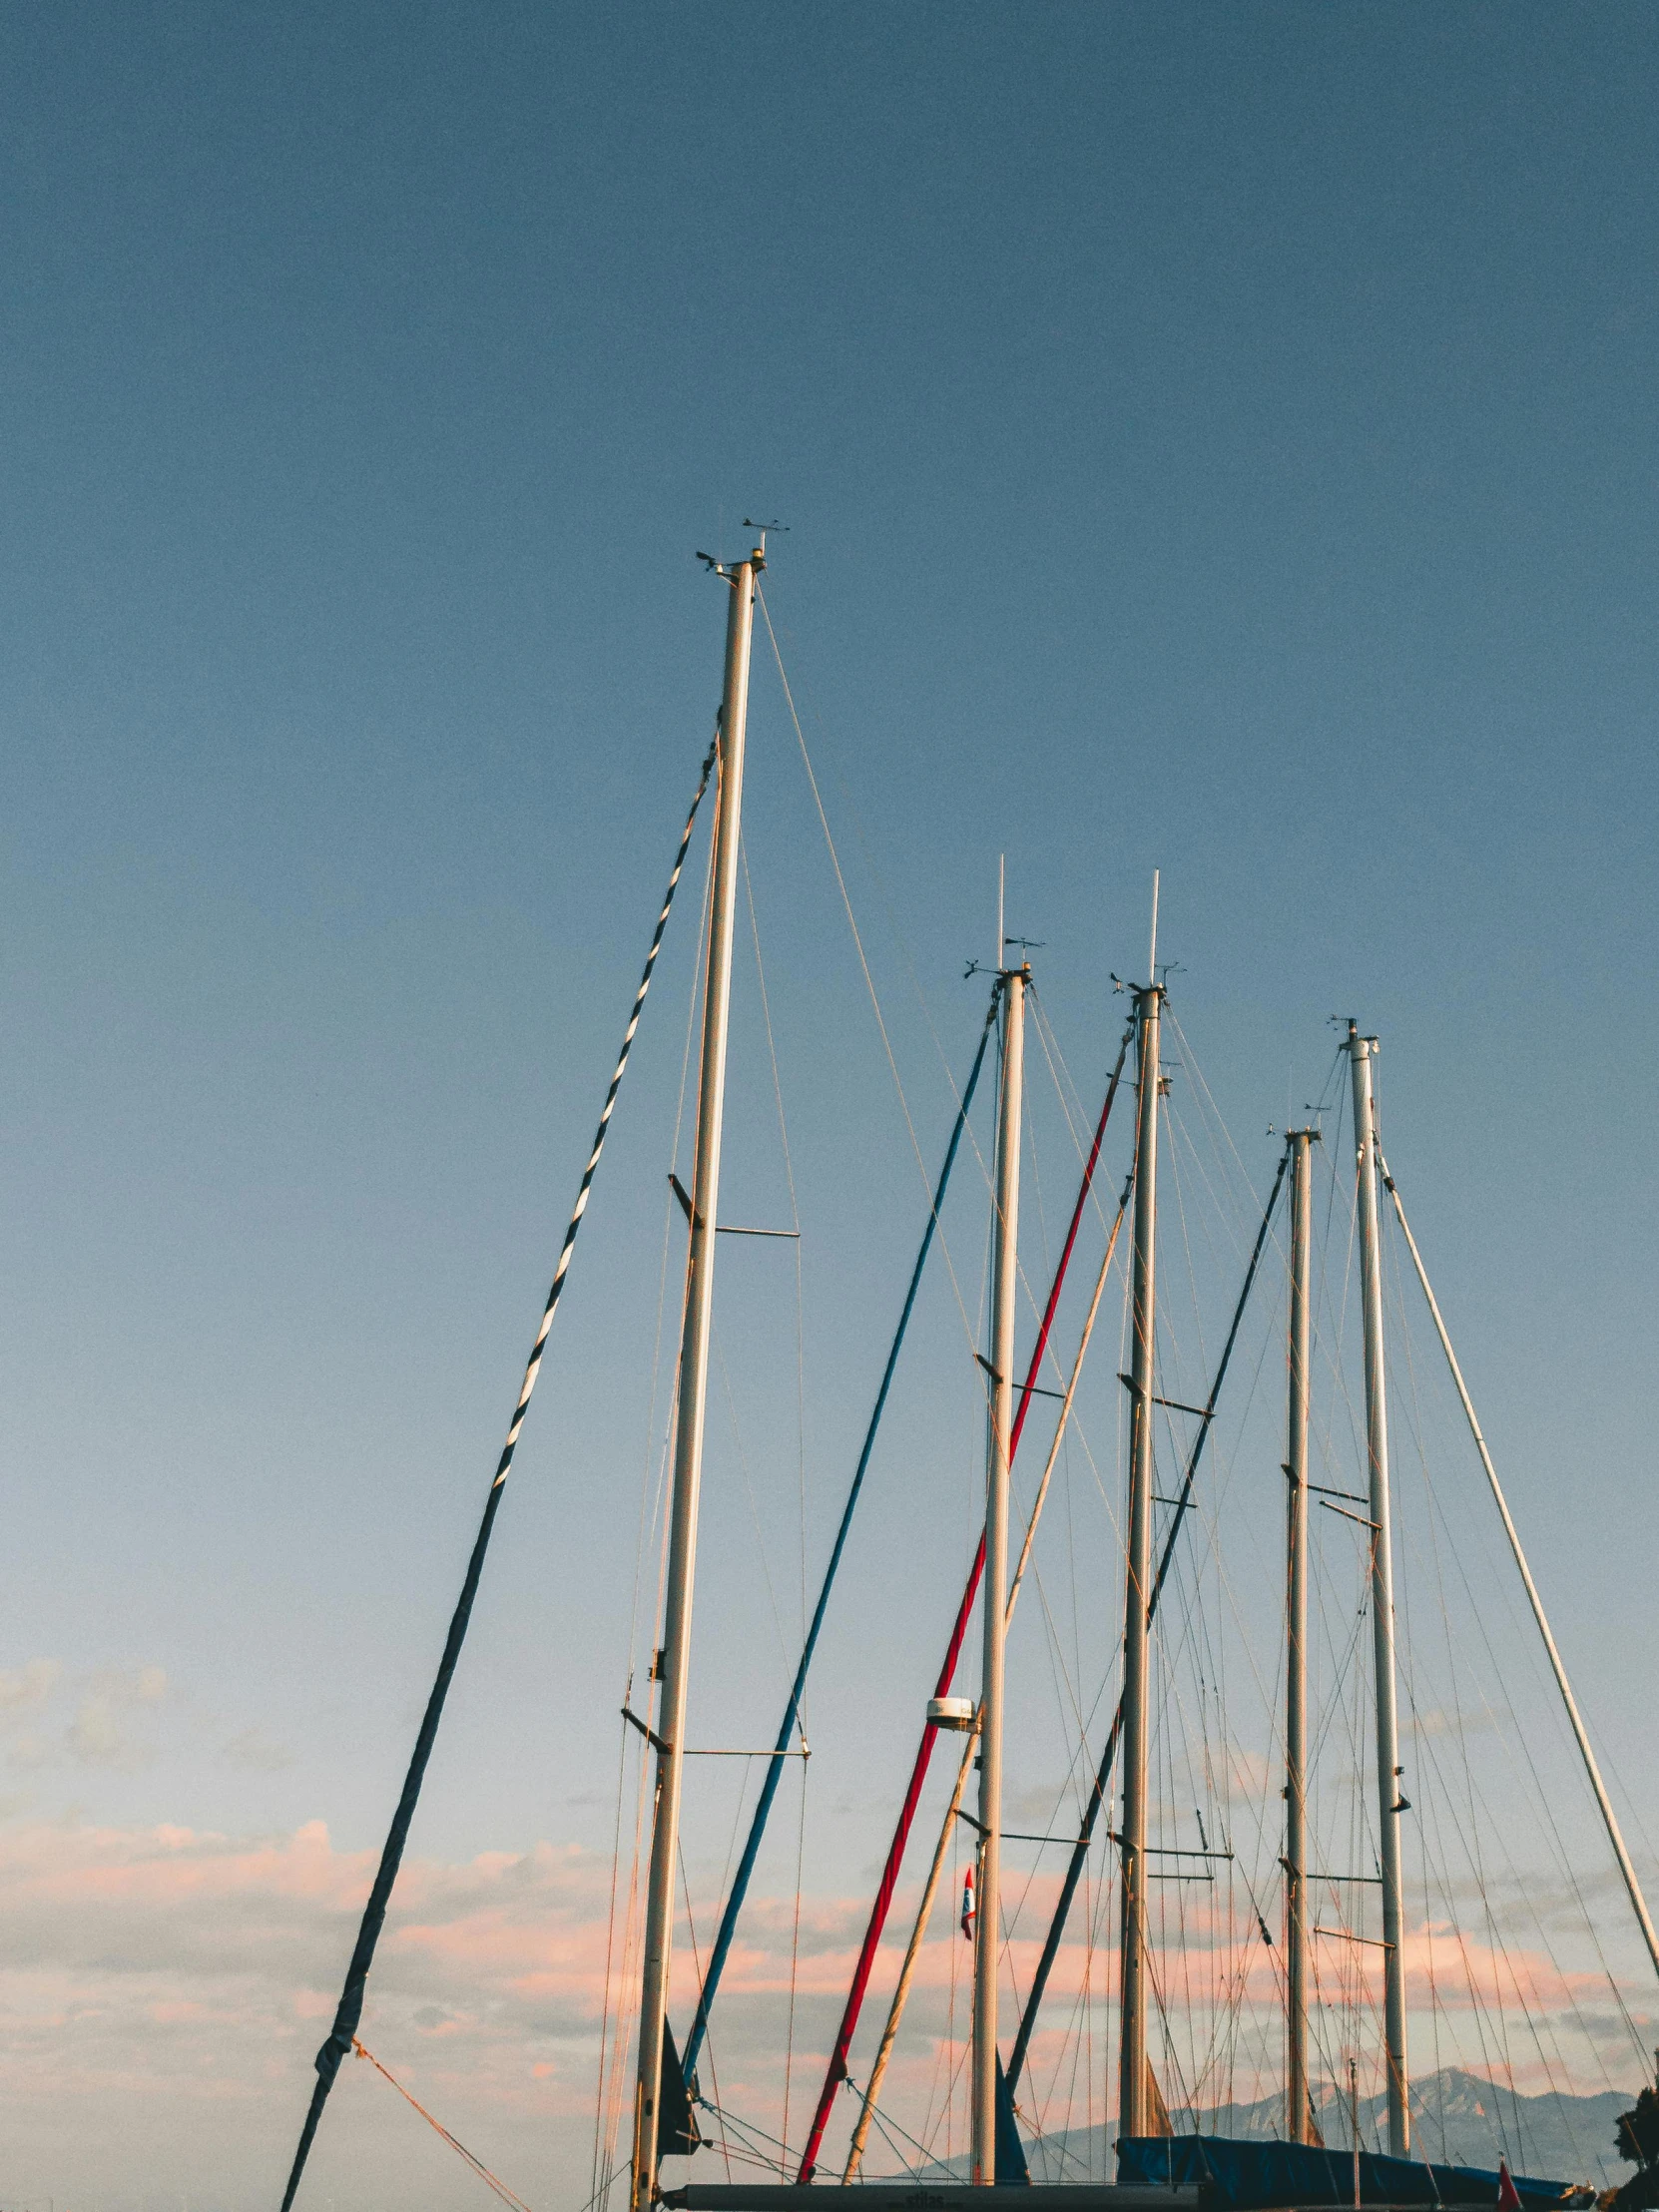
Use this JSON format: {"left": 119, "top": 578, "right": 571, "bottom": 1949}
{"left": 1148, "top": 867, "right": 1160, "bottom": 980}
{"left": 997, "top": 853, "right": 1005, "bottom": 971}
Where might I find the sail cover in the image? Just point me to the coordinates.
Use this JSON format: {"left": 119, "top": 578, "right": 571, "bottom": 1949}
{"left": 1117, "top": 2135, "right": 1591, "bottom": 2208}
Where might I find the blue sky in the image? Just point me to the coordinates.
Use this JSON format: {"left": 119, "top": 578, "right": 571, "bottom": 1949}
{"left": 3, "top": 5, "right": 1658, "bottom": 2206}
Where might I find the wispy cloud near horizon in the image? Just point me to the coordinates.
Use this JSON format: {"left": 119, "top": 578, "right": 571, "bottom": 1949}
{"left": 1, "top": 1807, "right": 1647, "bottom": 2212}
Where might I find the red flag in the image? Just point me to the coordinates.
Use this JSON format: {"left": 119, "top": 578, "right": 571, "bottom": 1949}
{"left": 1498, "top": 2159, "right": 1521, "bottom": 2211}
{"left": 960, "top": 1866, "right": 975, "bottom": 1941}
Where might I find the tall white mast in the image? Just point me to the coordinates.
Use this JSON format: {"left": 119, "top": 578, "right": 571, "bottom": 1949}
{"left": 1118, "top": 958, "right": 1162, "bottom": 2140}
{"left": 631, "top": 539, "right": 762, "bottom": 2212}
{"left": 971, "top": 949, "right": 1026, "bottom": 2183}
{"left": 1348, "top": 1023, "right": 1409, "bottom": 2157}
{"left": 1285, "top": 1127, "right": 1318, "bottom": 2145}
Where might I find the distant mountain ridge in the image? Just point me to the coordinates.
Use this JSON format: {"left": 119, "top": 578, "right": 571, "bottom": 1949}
{"left": 905, "top": 2069, "right": 1639, "bottom": 2192}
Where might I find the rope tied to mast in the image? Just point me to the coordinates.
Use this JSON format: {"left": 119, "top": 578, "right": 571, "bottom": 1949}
{"left": 277, "top": 731, "right": 719, "bottom": 2212}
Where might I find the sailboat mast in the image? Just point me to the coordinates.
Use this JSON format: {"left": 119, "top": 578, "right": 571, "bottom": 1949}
{"left": 1285, "top": 1126, "right": 1317, "bottom": 2145}
{"left": 631, "top": 541, "right": 761, "bottom": 2212}
{"left": 1118, "top": 975, "right": 1162, "bottom": 2140}
{"left": 971, "top": 955, "right": 1025, "bottom": 2183}
{"left": 1348, "top": 1023, "right": 1409, "bottom": 2158}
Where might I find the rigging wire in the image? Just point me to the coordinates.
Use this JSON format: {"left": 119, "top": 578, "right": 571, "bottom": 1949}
{"left": 596, "top": 830, "right": 722, "bottom": 2209}
{"left": 1035, "top": 1026, "right": 1637, "bottom": 2158}
{"left": 1383, "top": 1155, "right": 1659, "bottom": 1997}
{"left": 1005, "top": 1139, "right": 1291, "bottom": 2096}
{"left": 1391, "top": 1345, "right": 1644, "bottom": 2077}
{"left": 755, "top": 583, "right": 982, "bottom": 1363}
{"left": 613, "top": 956, "right": 1651, "bottom": 2188}
{"left": 750, "top": 586, "right": 1022, "bottom": 1216}
{"left": 595, "top": 926, "right": 709, "bottom": 2200}
{"left": 278, "top": 734, "right": 720, "bottom": 2212}
{"left": 841, "top": 1161, "right": 1135, "bottom": 2180}
{"left": 592, "top": 1712, "right": 643, "bottom": 2207}
{"left": 1383, "top": 1228, "right": 1636, "bottom": 2150}
{"left": 598, "top": 770, "right": 725, "bottom": 2211}
{"left": 681, "top": 987, "right": 1000, "bottom": 2077}
{"left": 738, "top": 831, "right": 811, "bottom": 1659}
{"left": 1293, "top": 1103, "right": 1648, "bottom": 2162}
{"left": 350, "top": 2038, "right": 537, "bottom": 2212}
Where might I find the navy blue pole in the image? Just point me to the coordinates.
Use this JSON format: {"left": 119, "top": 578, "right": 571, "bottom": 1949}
{"left": 681, "top": 986, "right": 1000, "bottom": 2076}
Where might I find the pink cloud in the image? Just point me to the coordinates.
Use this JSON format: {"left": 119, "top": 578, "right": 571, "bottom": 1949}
{"left": 0, "top": 1811, "right": 1645, "bottom": 2209}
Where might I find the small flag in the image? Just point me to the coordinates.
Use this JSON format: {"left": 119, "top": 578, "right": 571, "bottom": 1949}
{"left": 961, "top": 1866, "right": 976, "bottom": 1941}
{"left": 1497, "top": 2160, "right": 1521, "bottom": 2211}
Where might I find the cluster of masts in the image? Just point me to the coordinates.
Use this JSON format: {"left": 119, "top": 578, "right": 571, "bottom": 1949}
{"left": 276, "top": 535, "right": 1659, "bottom": 2212}
{"left": 623, "top": 533, "right": 1411, "bottom": 2200}
{"left": 626, "top": 541, "right": 1659, "bottom": 2207}
{"left": 965, "top": 958, "right": 1407, "bottom": 2179}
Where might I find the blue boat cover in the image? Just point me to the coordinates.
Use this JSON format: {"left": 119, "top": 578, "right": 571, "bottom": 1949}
{"left": 1117, "top": 2134, "right": 1585, "bottom": 2208}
